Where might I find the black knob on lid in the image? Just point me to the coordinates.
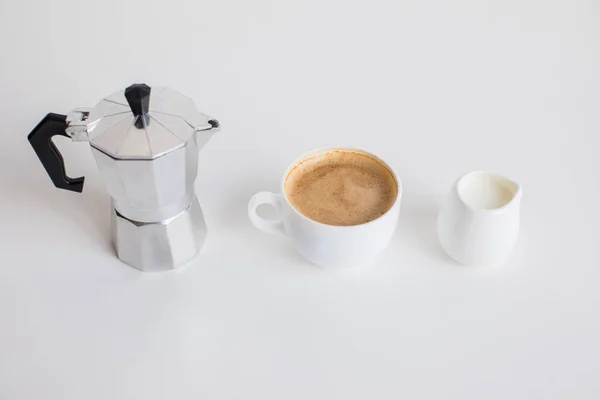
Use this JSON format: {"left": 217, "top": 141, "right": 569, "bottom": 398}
{"left": 125, "top": 83, "right": 151, "bottom": 128}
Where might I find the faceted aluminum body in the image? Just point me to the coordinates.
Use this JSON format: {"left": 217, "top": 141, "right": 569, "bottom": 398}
{"left": 91, "top": 140, "right": 200, "bottom": 223}
{"left": 64, "top": 85, "right": 219, "bottom": 272}
{"left": 111, "top": 196, "right": 207, "bottom": 272}
{"left": 93, "top": 139, "right": 207, "bottom": 272}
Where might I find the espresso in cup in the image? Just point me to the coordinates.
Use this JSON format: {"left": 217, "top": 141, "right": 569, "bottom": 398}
{"left": 248, "top": 147, "right": 401, "bottom": 268}
{"left": 284, "top": 150, "right": 398, "bottom": 226}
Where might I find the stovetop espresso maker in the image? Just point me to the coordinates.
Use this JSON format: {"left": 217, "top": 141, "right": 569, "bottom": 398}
{"left": 28, "top": 83, "right": 220, "bottom": 272}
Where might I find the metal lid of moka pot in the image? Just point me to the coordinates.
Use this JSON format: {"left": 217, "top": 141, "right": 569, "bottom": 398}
{"left": 69, "top": 83, "right": 219, "bottom": 160}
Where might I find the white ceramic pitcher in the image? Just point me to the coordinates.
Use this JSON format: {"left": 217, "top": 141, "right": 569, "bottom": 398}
{"left": 437, "top": 171, "right": 522, "bottom": 266}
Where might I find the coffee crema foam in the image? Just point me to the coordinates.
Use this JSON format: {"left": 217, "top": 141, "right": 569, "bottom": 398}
{"left": 284, "top": 151, "right": 398, "bottom": 226}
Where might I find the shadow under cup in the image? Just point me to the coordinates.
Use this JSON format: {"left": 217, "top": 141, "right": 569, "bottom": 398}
{"left": 249, "top": 148, "right": 402, "bottom": 268}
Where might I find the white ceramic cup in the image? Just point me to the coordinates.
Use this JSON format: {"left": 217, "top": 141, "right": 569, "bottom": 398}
{"left": 248, "top": 148, "right": 402, "bottom": 268}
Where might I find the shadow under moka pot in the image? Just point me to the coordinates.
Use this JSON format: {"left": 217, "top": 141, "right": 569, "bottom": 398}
{"left": 27, "top": 83, "right": 220, "bottom": 272}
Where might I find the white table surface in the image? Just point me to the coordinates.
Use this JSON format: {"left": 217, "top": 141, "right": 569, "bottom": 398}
{"left": 1, "top": 0, "right": 599, "bottom": 399}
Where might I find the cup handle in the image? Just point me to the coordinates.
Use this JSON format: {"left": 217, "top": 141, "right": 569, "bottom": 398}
{"left": 248, "top": 191, "right": 285, "bottom": 235}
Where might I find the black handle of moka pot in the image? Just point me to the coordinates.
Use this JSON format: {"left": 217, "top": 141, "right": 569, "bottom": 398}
{"left": 27, "top": 113, "right": 85, "bottom": 193}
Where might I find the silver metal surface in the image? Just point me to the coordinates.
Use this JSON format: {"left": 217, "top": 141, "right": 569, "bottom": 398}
{"left": 61, "top": 84, "right": 219, "bottom": 271}
{"left": 90, "top": 137, "right": 202, "bottom": 222}
{"left": 70, "top": 86, "right": 216, "bottom": 159}
{"left": 111, "top": 196, "right": 207, "bottom": 272}
{"left": 66, "top": 108, "right": 93, "bottom": 141}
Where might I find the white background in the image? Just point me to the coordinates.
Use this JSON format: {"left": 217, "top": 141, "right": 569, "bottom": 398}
{"left": 1, "top": 0, "right": 599, "bottom": 398}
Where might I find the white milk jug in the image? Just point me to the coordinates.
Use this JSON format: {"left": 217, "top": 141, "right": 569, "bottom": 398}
{"left": 437, "top": 171, "right": 522, "bottom": 266}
